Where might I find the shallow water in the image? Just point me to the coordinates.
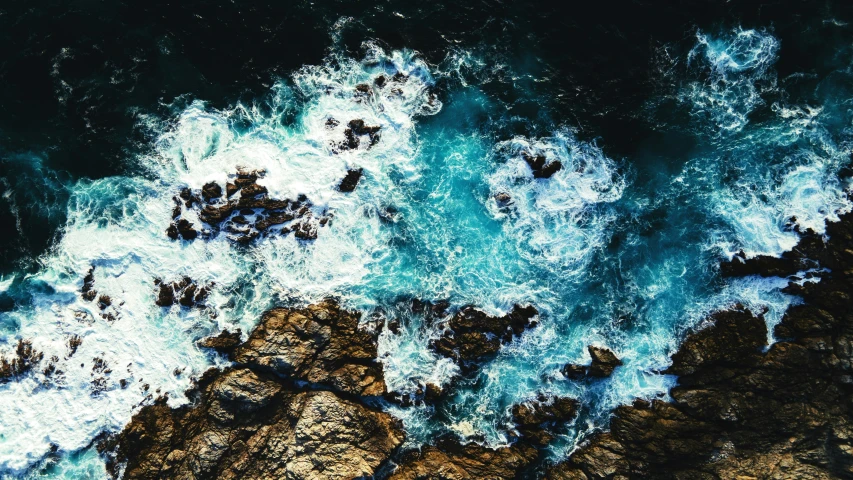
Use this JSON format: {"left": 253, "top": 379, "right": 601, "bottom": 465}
{"left": 1, "top": 2, "right": 853, "bottom": 478}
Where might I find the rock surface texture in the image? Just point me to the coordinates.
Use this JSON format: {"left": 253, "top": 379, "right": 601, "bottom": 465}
{"left": 547, "top": 211, "right": 853, "bottom": 479}
{"left": 107, "top": 300, "right": 402, "bottom": 480}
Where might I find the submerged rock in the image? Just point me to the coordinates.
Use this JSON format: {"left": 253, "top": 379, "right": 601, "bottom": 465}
{"left": 0, "top": 339, "right": 44, "bottom": 382}
{"left": 548, "top": 211, "right": 853, "bottom": 479}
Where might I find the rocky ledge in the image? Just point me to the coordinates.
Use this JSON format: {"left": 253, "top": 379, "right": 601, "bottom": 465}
{"left": 547, "top": 211, "right": 853, "bottom": 479}
{"left": 105, "top": 210, "right": 853, "bottom": 479}
{"left": 103, "top": 300, "right": 402, "bottom": 479}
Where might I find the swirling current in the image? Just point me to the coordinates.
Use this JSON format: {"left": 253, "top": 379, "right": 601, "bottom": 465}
{"left": 1, "top": 1, "right": 853, "bottom": 478}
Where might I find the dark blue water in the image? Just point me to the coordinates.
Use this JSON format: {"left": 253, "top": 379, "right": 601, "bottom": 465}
{"left": 1, "top": 1, "right": 852, "bottom": 477}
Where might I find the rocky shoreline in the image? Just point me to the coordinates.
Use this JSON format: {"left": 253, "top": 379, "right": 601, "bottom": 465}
{"left": 103, "top": 211, "right": 853, "bottom": 479}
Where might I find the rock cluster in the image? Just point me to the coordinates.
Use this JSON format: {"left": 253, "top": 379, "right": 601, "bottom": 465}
{"left": 523, "top": 151, "right": 563, "bottom": 179}
{"left": 0, "top": 339, "right": 43, "bottom": 382}
{"left": 430, "top": 304, "right": 539, "bottom": 368}
{"left": 154, "top": 277, "right": 211, "bottom": 309}
{"left": 547, "top": 211, "right": 853, "bottom": 479}
{"left": 167, "top": 170, "right": 330, "bottom": 244}
{"left": 107, "top": 300, "right": 401, "bottom": 479}
{"left": 512, "top": 394, "right": 580, "bottom": 446}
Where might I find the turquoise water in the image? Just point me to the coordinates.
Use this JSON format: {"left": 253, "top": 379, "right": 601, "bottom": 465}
{"left": 1, "top": 27, "right": 851, "bottom": 477}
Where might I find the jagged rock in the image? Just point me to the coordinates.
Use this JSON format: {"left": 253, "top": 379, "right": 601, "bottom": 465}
{"left": 337, "top": 168, "right": 363, "bottom": 192}
{"left": 390, "top": 439, "right": 538, "bottom": 480}
{"left": 234, "top": 300, "right": 386, "bottom": 396}
{"left": 512, "top": 395, "right": 580, "bottom": 446}
{"left": 201, "top": 182, "right": 223, "bottom": 202}
{"left": 198, "top": 329, "right": 243, "bottom": 357}
{"left": 340, "top": 119, "right": 381, "bottom": 151}
{"left": 0, "top": 339, "right": 44, "bottom": 381}
{"left": 107, "top": 301, "right": 404, "bottom": 480}
{"left": 562, "top": 346, "right": 623, "bottom": 380}
{"left": 154, "top": 277, "right": 210, "bottom": 308}
{"left": 547, "top": 211, "right": 853, "bottom": 479}
{"left": 81, "top": 266, "right": 97, "bottom": 301}
{"left": 109, "top": 369, "right": 403, "bottom": 480}
{"left": 430, "top": 304, "right": 538, "bottom": 366}
{"left": 523, "top": 152, "right": 563, "bottom": 179}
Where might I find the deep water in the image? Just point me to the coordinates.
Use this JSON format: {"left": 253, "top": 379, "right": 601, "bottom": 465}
{"left": 1, "top": 1, "right": 853, "bottom": 478}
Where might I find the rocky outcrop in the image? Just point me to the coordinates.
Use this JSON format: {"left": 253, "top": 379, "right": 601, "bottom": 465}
{"left": 562, "top": 346, "right": 623, "bottom": 380}
{"left": 234, "top": 300, "right": 386, "bottom": 397}
{"left": 197, "top": 329, "right": 242, "bottom": 357}
{"left": 430, "top": 304, "right": 538, "bottom": 369}
{"left": 390, "top": 438, "right": 539, "bottom": 480}
{"left": 337, "top": 168, "right": 363, "bottom": 192}
{"left": 523, "top": 152, "right": 563, "bottom": 179}
{"left": 154, "top": 277, "right": 211, "bottom": 309}
{"left": 107, "top": 369, "right": 403, "bottom": 480}
{"left": 512, "top": 395, "right": 580, "bottom": 446}
{"left": 547, "top": 211, "right": 853, "bottom": 479}
{"left": 168, "top": 170, "right": 330, "bottom": 244}
{"left": 106, "top": 300, "right": 403, "bottom": 479}
{"left": 0, "top": 339, "right": 43, "bottom": 382}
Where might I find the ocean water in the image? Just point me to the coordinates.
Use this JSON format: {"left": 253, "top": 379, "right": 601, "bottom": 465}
{"left": 1, "top": 2, "right": 853, "bottom": 478}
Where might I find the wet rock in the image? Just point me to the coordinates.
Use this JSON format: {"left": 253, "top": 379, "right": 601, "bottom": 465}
{"left": 523, "top": 152, "right": 563, "bottom": 179}
{"left": 390, "top": 438, "right": 538, "bottom": 480}
{"left": 0, "top": 339, "right": 44, "bottom": 382}
{"left": 292, "top": 217, "right": 318, "bottom": 241}
{"left": 325, "top": 117, "right": 339, "bottom": 128}
{"left": 430, "top": 304, "right": 538, "bottom": 366}
{"left": 341, "top": 119, "right": 381, "bottom": 150}
{"left": 67, "top": 335, "right": 83, "bottom": 357}
{"left": 337, "top": 168, "right": 363, "bottom": 192}
{"left": 107, "top": 301, "right": 404, "bottom": 480}
{"left": 225, "top": 182, "right": 238, "bottom": 197}
{"left": 561, "top": 346, "right": 623, "bottom": 380}
{"left": 97, "top": 294, "right": 112, "bottom": 310}
{"left": 154, "top": 277, "right": 210, "bottom": 309}
{"left": 198, "top": 329, "right": 243, "bottom": 357}
{"left": 548, "top": 211, "right": 853, "bottom": 479}
{"left": 494, "top": 192, "right": 512, "bottom": 206}
{"left": 512, "top": 394, "right": 580, "bottom": 446}
{"left": 234, "top": 300, "right": 386, "bottom": 396}
{"left": 201, "top": 182, "right": 222, "bottom": 201}
{"left": 374, "top": 75, "right": 387, "bottom": 88}
{"left": 176, "top": 219, "right": 198, "bottom": 240}
{"left": 588, "top": 346, "right": 623, "bottom": 377}
{"left": 81, "top": 266, "right": 97, "bottom": 301}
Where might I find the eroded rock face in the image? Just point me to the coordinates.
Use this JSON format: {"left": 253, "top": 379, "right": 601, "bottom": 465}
{"left": 107, "top": 300, "right": 403, "bottom": 480}
{"left": 390, "top": 439, "right": 538, "bottom": 480}
{"left": 547, "top": 212, "right": 853, "bottom": 479}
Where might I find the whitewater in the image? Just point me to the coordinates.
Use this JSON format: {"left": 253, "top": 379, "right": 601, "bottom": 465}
{"left": 0, "top": 27, "right": 851, "bottom": 478}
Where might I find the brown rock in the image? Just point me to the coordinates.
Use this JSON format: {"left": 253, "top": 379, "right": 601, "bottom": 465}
{"left": 390, "top": 440, "right": 538, "bottom": 480}
{"left": 234, "top": 300, "right": 385, "bottom": 396}
{"left": 198, "top": 329, "right": 242, "bottom": 357}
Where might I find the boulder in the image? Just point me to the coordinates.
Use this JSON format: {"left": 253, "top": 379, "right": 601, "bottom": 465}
{"left": 337, "top": 168, "right": 363, "bottom": 192}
